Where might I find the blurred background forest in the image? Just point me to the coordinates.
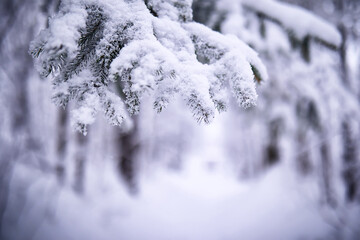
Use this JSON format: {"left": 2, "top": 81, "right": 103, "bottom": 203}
{"left": 1, "top": 0, "right": 360, "bottom": 239}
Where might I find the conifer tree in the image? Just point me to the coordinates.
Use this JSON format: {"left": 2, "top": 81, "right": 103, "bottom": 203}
{"left": 30, "top": 0, "right": 267, "bottom": 134}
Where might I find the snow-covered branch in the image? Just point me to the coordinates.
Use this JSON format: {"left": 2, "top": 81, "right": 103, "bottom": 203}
{"left": 242, "top": 0, "right": 342, "bottom": 48}
{"left": 30, "top": 0, "right": 267, "bottom": 133}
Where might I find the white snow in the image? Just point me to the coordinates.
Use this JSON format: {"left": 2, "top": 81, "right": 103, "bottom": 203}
{"left": 11, "top": 1, "right": 359, "bottom": 240}
{"left": 31, "top": 0, "right": 269, "bottom": 129}
{"left": 13, "top": 156, "right": 335, "bottom": 240}
{"left": 3, "top": 116, "right": 346, "bottom": 240}
{"left": 242, "top": 0, "right": 342, "bottom": 47}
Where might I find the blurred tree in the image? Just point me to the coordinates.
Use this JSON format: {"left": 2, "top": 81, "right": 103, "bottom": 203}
{"left": 193, "top": 0, "right": 360, "bottom": 207}
{"left": 0, "top": 0, "right": 60, "bottom": 238}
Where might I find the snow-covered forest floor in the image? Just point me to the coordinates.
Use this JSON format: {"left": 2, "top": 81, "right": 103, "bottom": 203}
{"left": 3, "top": 117, "right": 359, "bottom": 240}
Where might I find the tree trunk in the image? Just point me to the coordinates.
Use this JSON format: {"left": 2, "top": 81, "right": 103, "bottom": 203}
{"left": 56, "top": 108, "right": 68, "bottom": 185}
{"left": 73, "top": 132, "right": 88, "bottom": 194}
{"left": 263, "top": 119, "right": 281, "bottom": 168}
{"left": 320, "top": 135, "right": 336, "bottom": 207}
{"left": 117, "top": 116, "right": 140, "bottom": 194}
{"left": 342, "top": 121, "right": 359, "bottom": 202}
{"left": 296, "top": 129, "right": 312, "bottom": 175}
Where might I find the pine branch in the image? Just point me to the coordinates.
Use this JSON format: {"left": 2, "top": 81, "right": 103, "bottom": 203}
{"left": 60, "top": 5, "right": 106, "bottom": 82}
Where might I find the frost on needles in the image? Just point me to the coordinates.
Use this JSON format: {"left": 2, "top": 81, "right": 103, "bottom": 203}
{"left": 29, "top": 0, "right": 268, "bottom": 134}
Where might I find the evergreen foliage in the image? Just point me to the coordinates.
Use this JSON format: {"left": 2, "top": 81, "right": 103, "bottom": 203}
{"left": 30, "top": 0, "right": 267, "bottom": 134}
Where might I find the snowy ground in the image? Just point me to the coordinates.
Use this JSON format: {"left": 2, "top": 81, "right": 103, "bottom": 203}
{"left": 16, "top": 158, "right": 335, "bottom": 240}
{"left": 3, "top": 118, "right": 349, "bottom": 240}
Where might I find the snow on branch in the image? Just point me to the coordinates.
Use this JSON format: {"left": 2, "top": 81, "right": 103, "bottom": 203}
{"left": 30, "top": 0, "right": 267, "bottom": 133}
{"left": 242, "top": 0, "right": 342, "bottom": 48}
